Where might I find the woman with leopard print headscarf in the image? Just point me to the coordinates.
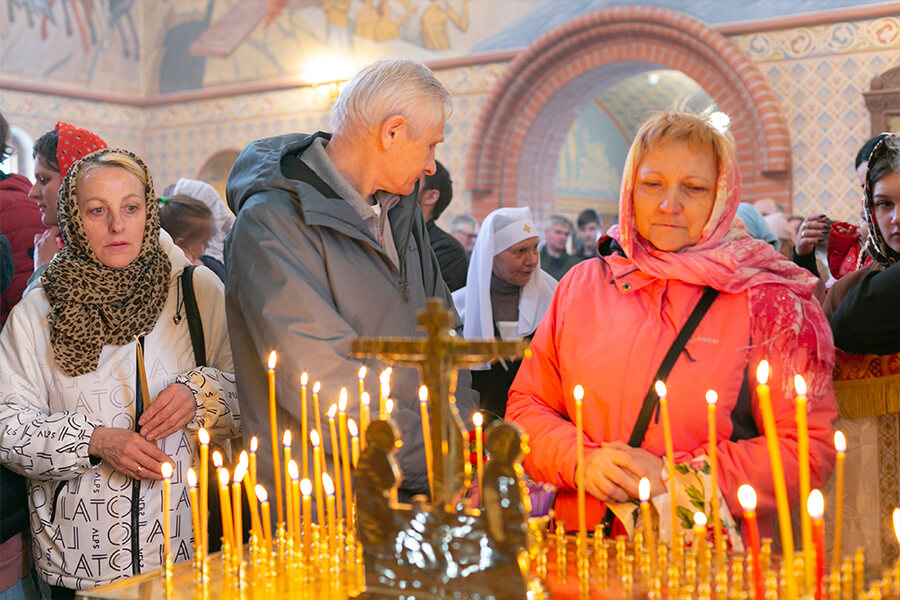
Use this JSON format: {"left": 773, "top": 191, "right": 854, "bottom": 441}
{"left": 0, "top": 149, "right": 240, "bottom": 597}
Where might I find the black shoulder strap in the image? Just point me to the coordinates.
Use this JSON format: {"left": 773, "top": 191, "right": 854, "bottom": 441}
{"left": 180, "top": 266, "right": 207, "bottom": 367}
{"left": 627, "top": 286, "right": 720, "bottom": 447}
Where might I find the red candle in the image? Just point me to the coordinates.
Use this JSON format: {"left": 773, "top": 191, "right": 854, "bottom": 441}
{"left": 738, "top": 485, "right": 763, "bottom": 600}
{"left": 808, "top": 489, "right": 825, "bottom": 600}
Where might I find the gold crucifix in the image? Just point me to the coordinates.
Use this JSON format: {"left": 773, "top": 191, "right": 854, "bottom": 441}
{"left": 351, "top": 298, "right": 529, "bottom": 510}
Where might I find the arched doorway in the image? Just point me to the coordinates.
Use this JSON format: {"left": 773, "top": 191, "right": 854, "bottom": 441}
{"left": 467, "top": 6, "right": 791, "bottom": 225}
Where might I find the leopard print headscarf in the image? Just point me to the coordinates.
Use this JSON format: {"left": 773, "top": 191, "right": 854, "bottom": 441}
{"left": 41, "top": 148, "right": 171, "bottom": 378}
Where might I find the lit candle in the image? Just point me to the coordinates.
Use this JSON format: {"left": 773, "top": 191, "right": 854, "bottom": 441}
{"left": 327, "top": 403, "right": 343, "bottom": 524}
{"left": 419, "top": 386, "right": 434, "bottom": 499}
{"left": 198, "top": 428, "right": 210, "bottom": 560}
{"left": 300, "top": 372, "right": 309, "bottom": 482}
{"left": 706, "top": 390, "right": 725, "bottom": 568}
{"left": 187, "top": 468, "right": 201, "bottom": 553}
{"left": 795, "top": 375, "right": 814, "bottom": 593}
{"left": 639, "top": 477, "right": 656, "bottom": 573}
{"left": 161, "top": 462, "right": 173, "bottom": 564}
{"left": 312, "top": 381, "right": 323, "bottom": 468}
{"left": 358, "top": 367, "right": 367, "bottom": 451}
{"left": 385, "top": 398, "right": 394, "bottom": 418}
{"left": 338, "top": 389, "right": 353, "bottom": 530}
{"left": 893, "top": 508, "right": 900, "bottom": 588}
{"left": 808, "top": 489, "right": 825, "bottom": 600}
{"left": 217, "top": 466, "right": 235, "bottom": 552}
{"left": 379, "top": 368, "right": 392, "bottom": 419}
{"left": 323, "top": 473, "right": 336, "bottom": 557}
{"left": 300, "top": 478, "right": 312, "bottom": 558}
{"left": 267, "top": 351, "right": 284, "bottom": 527}
{"left": 283, "top": 430, "right": 292, "bottom": 533}
{"left": 655, "top": 381, "right": 679, "bottom": 545}
{"left": 573, "top": 385, "right": 586, "bottom": 549}
{"left": 256, "top": 485, "right": 272, "bottom": 548}
{"left": 249, "top": 437, "right": 258, "bottom": 488}
{"left": 348, "top": 419, "right": 360, "bottom": 468}
{"left": 756, "top": 361, "right": 796, "bottom": 599}
{"left": 833, "top": 430, "right": 846, "bottom": 573}
{"left": 360, "top": 392, "right": 370, "bottom": 452}
{"left": 242, "top": 454, "right": 262, "bottom": 544}
{"left": 473, "top": 411, "right": 484, "bottom": 505}
{"left": 233, "top": 463, "right": 245, "bottom": 563}
{"left": 738, "top": 485, "right": 763, "bottom": 600}
{"left": 693, "top": 511, "right": 707, "bottom": 566}
{"left": 310, "top": 430, "right": 326, "bottom": 527}
{"left": 288, "top": 460, "right": 300, "bottom": 547}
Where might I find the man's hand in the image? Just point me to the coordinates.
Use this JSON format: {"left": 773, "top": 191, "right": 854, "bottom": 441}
{"left": 139, "top": 383, "right": 195, "bottom": 441}
{"left": 88, "top": 427, "right": 173, "bottom": 479}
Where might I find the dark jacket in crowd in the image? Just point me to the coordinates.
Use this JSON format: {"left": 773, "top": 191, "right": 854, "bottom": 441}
{"left": 427, "top": 219, "right": 468, "bottom": 292}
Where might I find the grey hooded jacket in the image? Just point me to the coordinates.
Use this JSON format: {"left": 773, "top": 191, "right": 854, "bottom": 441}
{"left": 225, "top": 132, "right": 475, "bottom": 499}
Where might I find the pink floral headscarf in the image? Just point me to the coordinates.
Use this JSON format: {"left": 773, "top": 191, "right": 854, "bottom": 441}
{"left": 607, "top": 136, "right": 834, "bottom": 399}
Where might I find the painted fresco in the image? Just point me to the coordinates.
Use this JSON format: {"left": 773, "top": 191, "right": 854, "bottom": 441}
{"left": 556, "top": 101, "right": 626, "bottom": 207}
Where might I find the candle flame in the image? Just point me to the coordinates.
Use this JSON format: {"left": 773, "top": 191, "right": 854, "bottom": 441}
{"left": 639, "top": 477, "right": 650, "bottom": 502}
{"left": 234, "top": 463, "right": 246, "bottom": 483}
{"left": 300, "top": 478, "right": 312, "bottom": 496}
{"left": 187, "top": 468, "right": 197, "bottom": 488}
{"left": 756, "top": 360, "right": 769, "bottom": 385}
{"left": 198, "top": 428, "right": 210, "bottom": 445}
{"left": 239, "top": 450, "right": 248, "bottom": 468}
{"left": 807, "top": 489, "right": 824, "bottom": 519}
{"left": 418, "top": 385, "right": 427, "bottom": 404}
{"left": 328, "top": 403, "right": 337, "bottom": 420}
{"left": 300, "top": 372, "right": 308, "bottom": 386}
{"left": 381, "top": 382, "right": 391, "bottom": 400}
{"left": 358, "top": 366, "right": 366, "bottom": 380}
{"left": 250, "top": 436, "right": 258, "bottom": 452}
{"left": 283, "top": 429, "right": 292, "bottom": 447}
{"left": 310, "top": 429, "right": 320, "bottom": 447}
{"left": 385, "top": 398, "right": 394, "bottom": 415}
{"left": 694, "top": 511, "right": 707, "bottom": 527}
{"left": 255, "top": 485, "right": 268, "bottom": 503}
{"left": 473, "top": 412, "right": 483, "bottom": 427}
{"left": 361, "top": 392, "right": 370, "bottom": 407}
{"left": 705, "top": 390, "right": 717, "bottom": 406}
{"left": 654, "top": 380, "right": 667, "bottom": 399}
{"left": 573, "top": 385, "right": 584, "bottom": 402}
{"left": 313, "top": 381, "right": 321, "bottom": 394}
{"left": 288, "top": 459, "right": 299, "bottom": 480}
{"left": 218, "top": 468, "right": 230, "bottom": 486}
{"left": 212, "top": 450, "right": 223, "bottom": 468}
{"left": 794, "top": 374, "right": 807, "bottom": 397}
{"left": 379, "top": 368, "right": 392, "bottom": 385}
{"left": 322, "top": 472, "right": 335, "bottom": 495}
{"left": 160, "top": 462, "right": 173, "bottom": 479}
{"left": 893, "top": 508, "right": 900, "bottom": 545}
{"left": 348, "top": 419, "right": 358, "bottom": 437}
{"left": 737, "top": 484, "right": 757, "bottom": 511}
{"left": 267, "top": 351, "right": 277, "bottom": 370}
{"left": 339, "top": 388, "right": 347, "bottom": 412}
{"left": 834, "top": 430, "right": 846, "bottom": 454}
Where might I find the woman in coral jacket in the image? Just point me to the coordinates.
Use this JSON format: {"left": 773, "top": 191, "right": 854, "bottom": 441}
{"left": 507, "top": 110, "right": 837, "bottom": 543}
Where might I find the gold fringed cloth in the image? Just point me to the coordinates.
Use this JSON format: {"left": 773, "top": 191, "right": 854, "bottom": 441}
{"left": 821, "top": 349, "right": 900, "bottom": 571}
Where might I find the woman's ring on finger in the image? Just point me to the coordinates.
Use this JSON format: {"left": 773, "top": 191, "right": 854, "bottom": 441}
{"left": 136, "top": 466, "right": 142, "bottom": 474}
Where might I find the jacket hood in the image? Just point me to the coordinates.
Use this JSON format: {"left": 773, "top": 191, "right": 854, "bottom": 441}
{"left": 0, "top": 172, "right": 32, "bottom": 194}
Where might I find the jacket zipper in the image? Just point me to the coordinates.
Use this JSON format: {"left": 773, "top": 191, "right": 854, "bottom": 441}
{"left": 48, "top": 480, "right": 67, "bottom": 523}
{"left": 130, "top": 337, "right": 146, "bottom": 576}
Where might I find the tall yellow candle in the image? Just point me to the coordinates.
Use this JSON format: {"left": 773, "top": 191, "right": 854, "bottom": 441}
{"left": 706, "top": 390, "right": 725, "bottom": 568}
{"left": 217, "top": 467, "right": 235, "bottom": 552}
{"left": 360, "top": 392, "right": 370, "bottom": 452}
{"left": 232, "top": 464, "right": 245, "bottom": 562}
{"left": 756, "top": 360, "right": 797, "bottom": 600}
{"left": 300, "top": 479, "right": 312, "bottom": 558}
{"left": 384, "top": 399, "right": 398, "bottom": 505}
{"left": 242, "top": 459, "right": 262, "bottom": 545}
{"left": 338, "top": 390, "right": 353, "bottom": 529}
{"left": 161, "top": 462, "right": 173, "bottom": 564}
{"left": 419, "top": 386, "right": 434, "bottom": 498}
{"left": 249, "top": 437, "right": 258, "bottom": 488}
{"left": 283, "top": 429, "right": 292, "bottom": 535}
{"left": 288, "top": 460, "right": 300, "bottom": 546}
{"left": 892, "top": 508, "right": 900, "bottom": 588}
{"left": 795, "top": 375, "right": 814, "bottom": 593}
{"left": 327, "top": 403, "right": 343, "bottom": 524}
{"left": 300, "top": 373, "right": 309, "bottom": 482}
{"left": 323, "top": 473, "right": 336, "bottom": 557}
{"left": 693, "top": 511, "right": 707, "bottom": 563}
{"left": 311, "top": 430, "right": 326, "bottom": 527}
{"left": 639, "top": 477, "right": 656, "bottom": 573}
{"left": 573, "top": 385, "right": 586, "bottom": 545}
{"left": 256, "top": 485, "right": 272, "bottom": 548}
{"left": 312, "top": 381, "right": 323, "bottom": 466}
{"left": 267, "top": 351, "right": 284, "bottom": 526}
{"left": 655, "top": 381, "right": 679, "bottom": 545}
{"left": 473, "top": 412, "right": 484, "bottom": 505}
{"left": 832, "top": 431, "right": 846, "bottom": 572}
{"left": 348, "top": 419, "right": 360, "bottom": 468}
{"left": 379, "top": 368, "right": 392, "bottom": 419}
{"left": 186, "top": 468, "right": 201, "bottom": 553}
{"left": 198, "top": 428, "right": 210, "bottom": 560}
{"left": 358, "top": 367, "right": 367, "bottom": 451}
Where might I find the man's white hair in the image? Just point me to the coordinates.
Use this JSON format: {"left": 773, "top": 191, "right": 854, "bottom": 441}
{"left": 331, "top": 58, "right": 451, "bottom": 138}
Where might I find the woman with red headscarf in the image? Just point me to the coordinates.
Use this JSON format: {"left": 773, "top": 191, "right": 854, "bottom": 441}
{"left": 507, "top": 110, "right": 838, "bottom": 543}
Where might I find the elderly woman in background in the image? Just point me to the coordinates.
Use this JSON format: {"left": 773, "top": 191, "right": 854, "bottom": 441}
{"left": 0, "top": 149, "right": 239, "bottom": 598}
{"left": 452, "top": 207, "right": 556, "bottom": 421}
{"left": 507, "top": 111, "right": 837, "bottom": 541}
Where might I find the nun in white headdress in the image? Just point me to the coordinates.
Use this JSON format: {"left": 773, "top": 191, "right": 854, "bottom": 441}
{"left": 452, "top": 207, "right": 557, "bottom": 421}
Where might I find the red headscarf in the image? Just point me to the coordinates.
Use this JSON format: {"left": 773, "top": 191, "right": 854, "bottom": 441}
{"left": 608, "top": 131, "right": 834, "bottom": 399}
{"left": 55, "top": 121, "right": 107, "bottom": 179}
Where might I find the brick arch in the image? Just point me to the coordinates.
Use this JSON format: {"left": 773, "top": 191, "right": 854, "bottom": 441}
{"left": 466, "top": 6, "right": 791, "bottom": 223}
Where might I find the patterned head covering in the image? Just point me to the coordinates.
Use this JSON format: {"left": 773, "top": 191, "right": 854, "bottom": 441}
{"left": 55, "top": 121, "right": 108, "bottom": 179}
{"left": 862, "top": 133, "right": 900, "bottom": 269}
{"left": 41, "top": 148, "right": 171, "bottom": 378}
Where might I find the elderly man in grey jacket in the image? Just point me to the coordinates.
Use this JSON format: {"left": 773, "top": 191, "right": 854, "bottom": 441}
{"left": 225, "top": 58, "right": 475, "bottom": 505}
